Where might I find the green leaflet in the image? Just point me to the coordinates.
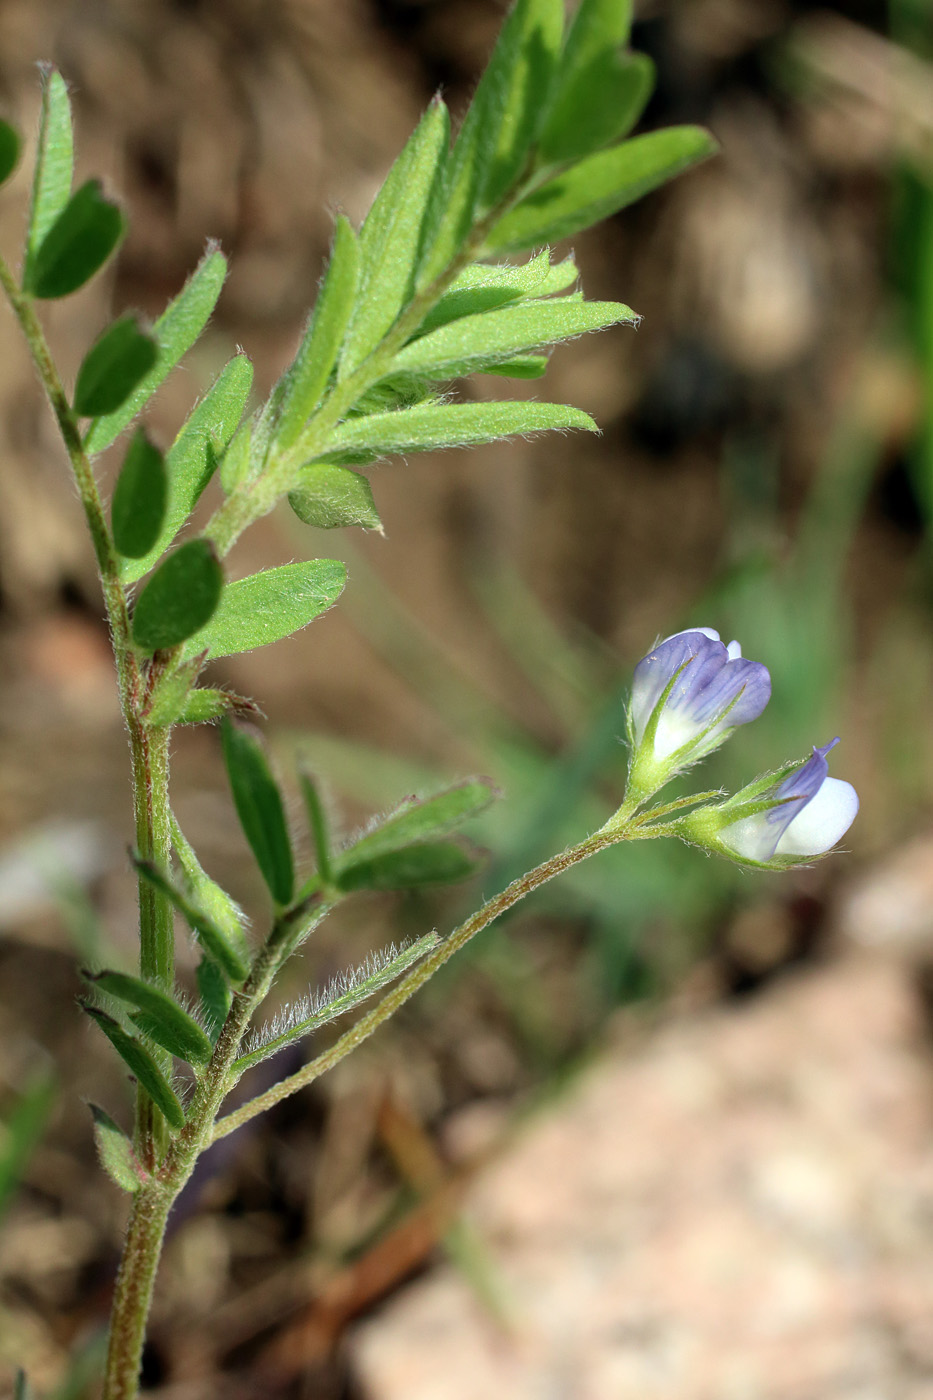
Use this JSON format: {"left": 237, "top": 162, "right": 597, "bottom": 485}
{"left": 89, "top": 1104, "right": 147, "bottom": 1193}
{"left": 341, "top": 98, "right": 449, "bottom": 375}
{"left": 144, "top": 655, "right": 202, "bottom": 727}
{"left": 131, "top": 539, "right": 224, "bottom": 653}
{"left": 288, "top": 465, "right": 382, "bottom": 531}
{"left": 24, "top": 67, "right": 73, "bottom": 285}
{"left": 73, "top": 315, "right": 160, "bottom": 418}
{"left": 299, "top": 769, "right": 334, "bottom": 885}
{"left": 196, "top": 957, "right": 231, "bottom": 1043}
{"left": 179, "top": 559, "right": 347, "bottom": 661}
{"left": 26, "top": 179, "right": 126, "bottom": 299}
{"left": 170, "top": 817, "right": 251, "bottom": 969}
{"left": 0, "top": 121, "right": 21, "bottom": 187}
{"left": 232, "top": 933, "right": 440, "bottom": 1075}
{"left": 416, "top": 250, "right": 578, "bottom": 335}
{"left": 483, "top": 354, "right": 549, "bottom": 379}
{"left": 134, "top": 851, "right": 249, "bottom": 984}
{"left": 84, "top": 1008, "right": 185, "bottom": 1131}
{"left": 85, "top": 969, "right": 213, "bottom": 1067}
{"left": 221, "top": 719, "right": 294, "bottom": 907}
{"left": 391, "top": 298, "right": 637, "bottom": 380}
{"left": 121, "top": 353, "right": 253, "bottom": 583}
{"left": 322, "top": 399, "right": 598, "bottom": 458}
{"left": 84, "top": 244, "right": 228, "bottom": 455}
{"left": 273, "top": 216, "right": 360, "bottom": 449}
{"left": 176, "top": 689, "right": 250, "bottom": 725}
{"left": 337, "top": 778, "right": 499, "bottom": 870}
{"left": 539, "top": 51, "right": 654, "bottom": 165}
{"left": 485, "top": 126, "right": 717, "bottom": 252}
{"left": 337, "top": 840, "right": 481, "bottom": 891}
{"left": 420, "top": 0, "right": 564, "bottom": 281}
{"left": 111, "top": 430, "right": 167, "bottom": 560}
{"left": 218, "top": 415, "right": 254, "bottom": 495}
{"left": 538, "top": 0, "right": 647, "bottom": 163}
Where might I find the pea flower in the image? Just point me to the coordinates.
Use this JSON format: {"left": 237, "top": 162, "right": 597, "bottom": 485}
{"left": 681, "top": 738, "right": 859, "bottom": 868}
{"left": 626, "top": 627, "right": 771, "bottom": 799}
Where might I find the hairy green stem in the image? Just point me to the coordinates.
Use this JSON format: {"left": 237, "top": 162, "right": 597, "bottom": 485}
{"left": 0, "top": 255, "right": 176, "bottom": 1158}
{"left": 212, "top": 823, "right": 625, "bottom": 1142}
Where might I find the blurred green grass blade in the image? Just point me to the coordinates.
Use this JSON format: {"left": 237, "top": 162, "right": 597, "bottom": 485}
{"left": 0, "top": 1070, "right": 57, "bottom": 1222}
{"left": 24, "top": 66, "right": 73, "bottom": 285}
{"left": 131, "top": 539, "right": 223, "bottom": 653}
{"left": 84, "top": 244, "right": 228, "bottom": 455}
{"left": 0, "top": 119, "right": 21, "bottom": 186}
{"left": 323, "top": 399, "right": 598, "bottom": 457}
{"left": 392, "top": 297, "right": 636, "bottom": 379}
{"left": 221, "top": 719, "right": 294, "bottom": 907}
{"left": 274, "top": 216, "right": 360, "bottom": 449}
{"left": 485, "top": 126, "right": 716, "bottom": 252}
{"left": 122, "top": 352, "right": 253, "bottom": 583}
{"left": 111, "top": 430, "right": 167, "bottom": 560}
{"left": 74, "top": 315, "right": 160, "bottom": 417}
{"left": 341, "top": 98, "right": 449, "bottom": 374}
{"left": 84, "top": 1008, "right": 185, "bottom": 1130}
{"left": 27, "top": 179, "right": 126, "bottom": 299}
{"left": 85, "top": 969, "right": 213, "bottom": 1067}
{"left": 180, "top": 558, "right": 346, "bottom": 661}
{"left": 288, "top": 465, "right": 382, "bottom": 531}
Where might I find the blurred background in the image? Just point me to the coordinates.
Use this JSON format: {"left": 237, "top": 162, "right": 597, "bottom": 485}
{"left": 1, "top": 0, "right": 932, "bottom": 1395}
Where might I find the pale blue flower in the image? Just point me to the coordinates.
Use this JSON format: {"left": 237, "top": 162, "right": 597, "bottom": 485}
{"left": 717, "top": 738, "right": 859, "bottom": 863}
{"left": 626, "top": 627, "right": 771, "bottom": 797}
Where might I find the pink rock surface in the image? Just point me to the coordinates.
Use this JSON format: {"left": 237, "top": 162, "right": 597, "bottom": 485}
{"left": 352, "top": 954, "right": 933, "bottom": 1399}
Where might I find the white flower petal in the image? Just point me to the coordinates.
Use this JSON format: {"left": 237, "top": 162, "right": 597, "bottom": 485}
{"left": 726, "top": 640, "right": 742, "bottom": 660}
{"left": 775, "top": 778, "right": 859, "bottom": 857}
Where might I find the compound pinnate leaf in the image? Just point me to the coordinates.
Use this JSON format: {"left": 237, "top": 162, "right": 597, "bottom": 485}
{"left": 180, "top": 559, "right": 347, "bottom": 661}
{"left": 131, "top": 539, "right": 223, "bottom": 653}
{"left": 89, "top": 1104, "right": 148, "bottom": 1193}
{"left": 84, "top": 244, "right": 228, "bottom": 455}
{"left": 0, "top": 120, "right": 21, "bottom": 187}
{"left": 485, "top": 126, "right": 717, "bottom": 253}
{"left": 221, "top": 719, "right": 294, "bottom": 907}
{"left": 84, "top": 1007, "right": 185, "bottom": 1131}
{"left": 74, "top": 315, "right": 160, "bottom": 417}
{"left": 27, "top": 179, "right": 125, "bottom": 299}
{"left": 24, "top": 67, "right": 73, "bottom": 282}
{"left": 122, "top": 353, "right": 254, "bottom": 583}
{"left": 85, "top": 969, "right": 213, "bottom": 1067}
{"left": 337, "top": 840, "right": 482, "bottom": 892}
{"left": 338, "top": 779, "right": 499, "bottom": 871}
{"left": 324, "top": 399, "right": 598, "bottom": 458}
{"left": 111, "top": 430, "right": 167, "bottom": 561}
{"left": 288, "top": 466, "right": 382, "bottom": 532}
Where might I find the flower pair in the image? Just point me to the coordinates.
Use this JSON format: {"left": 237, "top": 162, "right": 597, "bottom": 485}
{"left": 626, "top": 627, "right": 858, "bottom": 866}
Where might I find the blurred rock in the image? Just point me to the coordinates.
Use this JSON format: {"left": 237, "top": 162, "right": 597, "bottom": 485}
{"left": 352, "top": 954, "right": 933, "bottom": 1400}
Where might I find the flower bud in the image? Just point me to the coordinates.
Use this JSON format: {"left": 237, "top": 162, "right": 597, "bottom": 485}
{"left": 626, "top": 628, "right": 771, "bottom": 800}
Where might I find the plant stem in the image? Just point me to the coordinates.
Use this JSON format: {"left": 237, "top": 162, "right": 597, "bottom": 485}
{"left": 101, "top": 1187, "right": 173, "bottom": 1400}
{"left": 211, "top": 824, "right": 625, "bottom": 1142}
{"left": 0, "top": 254, "right": 176, "bottom": 1160}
